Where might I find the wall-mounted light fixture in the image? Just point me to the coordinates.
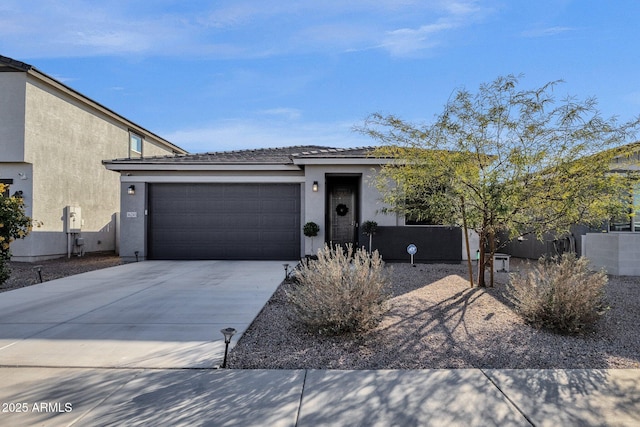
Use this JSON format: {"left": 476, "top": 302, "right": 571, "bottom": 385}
{"left": 127, "top": 185, "right": 136, "bottom": 195}
{"left": 312, "top": 181, "right": 319, "bottom": 192}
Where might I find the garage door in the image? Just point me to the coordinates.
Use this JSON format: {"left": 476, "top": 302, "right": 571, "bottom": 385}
{"left": 147, "top": 183, "right": 301, "bottom": 260}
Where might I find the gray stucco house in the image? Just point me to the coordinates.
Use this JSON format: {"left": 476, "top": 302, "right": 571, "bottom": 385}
{"left": 0, "top": 55, "right": 187, "bottom": 261}
{"left": 104, "top": 146, "right": 475, "bottom": 262}
{"left": 500, "top": 145, "right": 640, "bottom": 275}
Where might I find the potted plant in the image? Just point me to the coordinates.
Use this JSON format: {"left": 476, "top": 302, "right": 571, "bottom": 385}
{"left": 362, "top": 220, "right": 378, "bottom": 253}
{"left": 303, "top": 221, "right": 320, "bottom": 255}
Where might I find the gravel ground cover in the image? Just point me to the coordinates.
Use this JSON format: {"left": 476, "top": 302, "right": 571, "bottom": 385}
{"left": 230, "top": 260, "right": 640, "bottom": 370}
{"left": 1, "top": 252, "right": 123, "bottom": 293}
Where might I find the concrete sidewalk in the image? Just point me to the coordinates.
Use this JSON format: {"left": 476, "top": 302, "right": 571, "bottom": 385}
{"left": 0, "top": 367, "right": 638, "bottom": 426}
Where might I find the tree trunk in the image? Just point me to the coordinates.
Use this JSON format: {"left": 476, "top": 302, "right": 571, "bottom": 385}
{"left": 489, "top": 229, "right": 495, "bottom": 287}
{"left": 461, "top": 197, "right": 474, "bottom": 288}
{"left": 476, "top": 231, "right": 486, "bottom": 287}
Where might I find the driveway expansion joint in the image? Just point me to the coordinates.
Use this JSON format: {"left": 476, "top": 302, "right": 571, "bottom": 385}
{"left": 480, "top": 368, "right": 536, "bottom": 427}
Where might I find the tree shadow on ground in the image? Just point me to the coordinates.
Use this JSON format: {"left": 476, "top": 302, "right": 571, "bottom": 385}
{"left": 376, "top": 273, "right": 621, "bottom": 370}
{"left": 231, "top": 261, "right": 639, "bottom": 370}
{"left": 0, "top": 368, "right": 304, "bottom": 426}
{"left": 299, "top": 369, "right": 529, "bottom": 426}
{"left": 483, "top": 369, "right": 640, "bottom": 426}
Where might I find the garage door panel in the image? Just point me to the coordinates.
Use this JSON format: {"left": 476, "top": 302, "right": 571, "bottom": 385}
{"left": 149, "top": 216, "right": 181, "bottom": 228}
{"left": 196, "top": 217, "right": 223, "bottom": 228}
{"left": 226, "top": 186, "right": 260, "bottom": 198}
{"left": 222, "top": 199, "right": 262, "bottom": 212}
{"left": 262, "top": 215, "right": 298, "bottom": 227}
{"left": 148, "top": 183, "right": 300, "bottom": 260}
{"left": 261, "top": 199, "right": 297, "bottom": 212}
{"left": 263, "top": 231, "right": 298, "bottom": 242}
{"left": 223, "top": 214, "right": 263, "bottom": 228}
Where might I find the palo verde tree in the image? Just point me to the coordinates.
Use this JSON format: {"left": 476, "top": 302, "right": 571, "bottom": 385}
{"left": 0, "top": 184, "right": 34, "bottom": 284}
{"left": 359, "top": 75, "right": 640, "bottom": 287}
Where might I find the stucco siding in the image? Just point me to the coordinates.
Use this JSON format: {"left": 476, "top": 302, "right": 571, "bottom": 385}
{"left": 143, "top": 138, "right": 177, "bottom": 157}
{"left": 118, "top": 182, "right": 147, "bottom": 261}
{"left": 17, "top": 79, "right": 124, "bottom": 259}
{"left": 584, "top": 232, "right": 640, "bottom": 276}
{"left": 7, "top": 76, "right": 176, "bottom": 260}
{"left": 303, "top": 164, "right": 400, "bottom": 255}
{"left": 0, "top": 73, "right": 26, "bottom": 161}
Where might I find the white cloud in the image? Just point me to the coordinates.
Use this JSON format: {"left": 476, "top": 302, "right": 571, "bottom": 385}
{"left": 258, "top": 108, "right": 303, "bottom": 120}
{"left": 0, "top": 0, "right": 496, "bottom": 59}
{"left": 373, "top": 0, "right": 491, "bottom": 56}
{"left": 521, "top": 26, "right": 574, "bottom": 38}
{"left": 48, "top": 74, "right": 76, "bottom": 84}
{"left": 442, "top": 0, "right": 483, "bottom": 16}
{"left": 380, "top": 21, "right": 455, "bottom": 56}
{"left": 0, "top": 0, "right": 203, "bottom": 58}
{"left": 162, "top": 118, "right": 371, "bottom": 153}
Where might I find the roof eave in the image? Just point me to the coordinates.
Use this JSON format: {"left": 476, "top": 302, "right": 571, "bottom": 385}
{"left": 292, "top": 157, "right": 394, "bottom": 165}
{"left": 103, "top": 162, "right": 302, "bottom": 172}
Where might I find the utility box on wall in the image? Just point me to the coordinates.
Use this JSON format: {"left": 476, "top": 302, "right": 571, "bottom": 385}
{"left": 64, "top": 206, "right": 82, "bottom": 233}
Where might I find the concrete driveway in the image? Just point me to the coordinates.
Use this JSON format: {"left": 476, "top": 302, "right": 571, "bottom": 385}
{"left": 0, "top": 260, "right": 289, "bottom": 368}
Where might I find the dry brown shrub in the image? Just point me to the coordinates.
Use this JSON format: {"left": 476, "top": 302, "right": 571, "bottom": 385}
{"left": 506, "top": 253, "right": 608, "bottom": 334}
{"left": 288, "top": 244, "right": 390, "bottom": 335}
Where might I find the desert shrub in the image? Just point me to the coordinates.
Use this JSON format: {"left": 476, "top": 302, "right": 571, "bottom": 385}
{"left": 288, "top": 244, "right": 390, "bottom": 335}
{"left": 506, "top": 253, "right": 608, "bottom": 334}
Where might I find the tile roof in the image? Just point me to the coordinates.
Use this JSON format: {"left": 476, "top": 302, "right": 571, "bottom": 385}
{"left": 106, "top": 145, "right": 379, "bottom": 164}
{"left": 0, "top": 55, "right": 33, "bottom": 72}
{"left": 292, "top": 147, "right": 376, "bottom": 158}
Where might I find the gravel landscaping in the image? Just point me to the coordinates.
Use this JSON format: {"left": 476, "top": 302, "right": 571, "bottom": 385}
{"left": 1, "top": 252, "right": 123, "bottom": 293}
{"left": 229, "top": 260, "right": 640, "bottom": 370}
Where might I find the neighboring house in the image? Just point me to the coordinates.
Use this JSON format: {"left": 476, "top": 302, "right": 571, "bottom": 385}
{"left": 104, "top": 146, "right": 477, "bottom": 262}
{"left": 580, "top": 148, "right": 640, "bottom": 275}
{"left": 506, "top": 216, "right": 640, "bottom": 276}
{"left": 502, "top": 145, "right": 640, "bottom": 275}
{"left": 0, "top": 55, "right": 187, "bottom": 261}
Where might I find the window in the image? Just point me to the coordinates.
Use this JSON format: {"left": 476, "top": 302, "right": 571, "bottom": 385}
{"left": 403, "top": 187, "right": 454, "bottom": 226}
{"left": 0, "top": 179, "right": 12, "bottom": 198}
{"left": 129, "top": 132, "right": 143, "bottom": 158}
{"left": 610, "top": 186, "right": 640, "bottom": 232}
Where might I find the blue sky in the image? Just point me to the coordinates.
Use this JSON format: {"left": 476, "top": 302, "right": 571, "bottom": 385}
{"left": 2, "top": 0, "right": 639, "bottom": 153}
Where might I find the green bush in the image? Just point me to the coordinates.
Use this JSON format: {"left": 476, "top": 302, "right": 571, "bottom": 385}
{"left": 288, "top": 244, "right": 390, "bottom": 335}
{"left": 303, "top": 221, "right": 320, "bottom": 237}
{"left": 506, "top": 253, "right": 608, "bottom": 334}
{"left": 361, "top": 220, "right": 378, "bottom": 235}
{"left": 1, "top": 184, "right": 34, "bottom": 285}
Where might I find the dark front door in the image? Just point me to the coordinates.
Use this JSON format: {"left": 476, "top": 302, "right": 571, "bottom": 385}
{"left": 326, "top": 176, "right": 360, "bottom": 247}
